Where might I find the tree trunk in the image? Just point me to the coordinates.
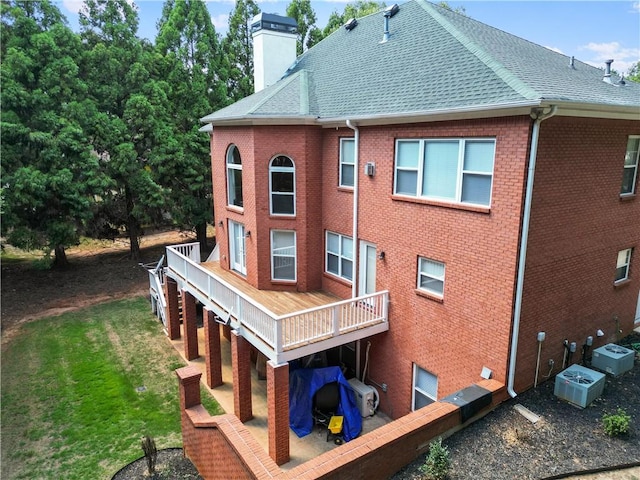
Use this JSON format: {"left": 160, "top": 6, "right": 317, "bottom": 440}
{"left": 125, "top": 186, "right": 141, "bottom": 261}
{"left": 53, "top": 244, "right": 69, "bottom": 269}
{"left": 196, "top": 221, "right": 208, "bottom": 253}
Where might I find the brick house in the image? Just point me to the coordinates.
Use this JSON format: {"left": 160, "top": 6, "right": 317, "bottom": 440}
{"left": 157, "top": 0, "right": 640, "bottom": 468}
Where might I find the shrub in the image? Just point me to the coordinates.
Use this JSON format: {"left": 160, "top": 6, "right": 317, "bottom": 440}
{"left": 141, "top": 435, "right": 158, "bottom": 475}
{"left": 419, "top": 437, "right": 450, "bottom": 480}
{"left": 602, "top": 408, "right": 631, "bottom": 437}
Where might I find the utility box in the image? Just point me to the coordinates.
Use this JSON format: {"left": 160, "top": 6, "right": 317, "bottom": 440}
{"left": 442, "top": 385, "right": 492, "bottom": 423}
{"left": 592, "top": 344, "right": 635, "bottom": 376}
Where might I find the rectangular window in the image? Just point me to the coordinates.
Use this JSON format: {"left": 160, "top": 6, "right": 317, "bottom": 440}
{"left": 418, "top": 257, "right": 445, "bottom": 297}
{"left": 271, "top": 230, "right": 296, "bottom": 281}
{"left": 229, "top": 220, "right": 246, "bottom": 275}
{"left": 412, "top": 364, "right": 437, "bottom": 410}
{"left": 340, "top": 138, "right": 355, "bottom": 187}
{"left": 394, "top": 138, "right": 496, "bottom": 206}
{"left": 615, "top": 248, "right": 632, "bottom": 283}
{"left": 326, "top": 231, "right": 353, "bottom": 281}
{"left": 622, "top": 136, "right": 639, "bottom": 195}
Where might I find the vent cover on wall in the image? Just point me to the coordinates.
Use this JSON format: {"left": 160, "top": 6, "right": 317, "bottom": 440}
{"left": 591, "top": 343, "right": 635, "bottom": 376}
{"left": 554, "top": 364, "right": 605, "bottom": 408}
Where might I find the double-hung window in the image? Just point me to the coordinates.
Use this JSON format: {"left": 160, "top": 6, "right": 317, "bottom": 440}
{"left": 622, "top": 136, "right": 639, "bottom": 195}
{"left": 418, "top": 257, "right": 445, "bottom": 297}
{"left": 271, "top": 230, "right": 296, "bottom": 281}
{"left": 226, "top": 145, "right": 243, "bottom": 207}
{"left": 615, "top": 248, "right": 632, "bottom": 283}
{"left": 270, "top": 156, "right": 295, "bottom": 215}
{"left": 339, "top": 138, "right": 355, "bottom": 187}
{"left": 412, "top": 364, "right": 437, "bottom": 410}
{"left": 394, "top": 138, "right": 496, "bottom": 207}
{"left": 326, "top": 231, "right": 353, "bottom": 281}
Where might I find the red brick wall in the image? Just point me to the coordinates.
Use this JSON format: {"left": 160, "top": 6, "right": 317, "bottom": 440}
{"left": 515, "top": 117, "right": 640, "bottom": 392}
{"left": 342, "top": 117, "right": 532, "bottom": 417}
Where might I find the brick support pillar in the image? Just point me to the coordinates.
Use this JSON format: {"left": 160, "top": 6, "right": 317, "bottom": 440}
{"left": 203, "top": 308, "right": 223, "bottom": 388}
{"left": 267, "top": 361, "right": 290, "bottom": 465}
{"left": 222, "top": 324, "right": 232, "bottom": 342}
{"left": 176, "top": 366, "right": 202, "bottom": 410}
{"left": 164, "top": 277, "right": 181, "bottom": 340}
{"left": 181, "top": 289, "right": 199, "bottom": 361}
{"left": 231, "top": 331, "right": 253, "bottom": 422}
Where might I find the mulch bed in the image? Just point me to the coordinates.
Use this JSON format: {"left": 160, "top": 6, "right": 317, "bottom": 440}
{"left": 111, "top": 448, "right": 202, "bottom": 480}
{"left": 392, "top": 331, "right": 640, "bottom": 480}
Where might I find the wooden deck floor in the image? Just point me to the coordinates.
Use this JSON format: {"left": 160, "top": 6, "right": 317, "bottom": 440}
{"left": 201, "top": 262, "right": 342, "bottom": 316}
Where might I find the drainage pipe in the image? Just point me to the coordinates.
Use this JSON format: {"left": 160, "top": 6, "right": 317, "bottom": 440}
{"left": 347, "top": 120, "right": 361, "bottom": 377}
{"left": 507, "top": 105, "right": 557, "bottom": 398}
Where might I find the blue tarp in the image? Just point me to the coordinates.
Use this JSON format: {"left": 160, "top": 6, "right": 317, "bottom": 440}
{"left": 289, "top": 366, "right": 362, "bottom": 442}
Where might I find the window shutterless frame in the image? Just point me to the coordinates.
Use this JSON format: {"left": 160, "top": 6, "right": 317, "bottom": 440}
{"left": 271, "top": 230, "right": 296, "bottom": 281}
{"left": 339, "top": 138, "right": 355, "bottom": 188}
{"left": 269, "top": 155, "right": 295, "bottom": 216}
{"left": 615, "top": 248, "right": 632, "bottom": 283}
{"left": 621, "top": 136, "right": 639, "bottom": 196}
{"left": 325, "top": 231, "right": 354, "bottom": 281}
{"left": 412, "top": 364, "right": 437, "bottom": 411}
{"left": 226, "top": 145, "right": 243, "bottom": 208}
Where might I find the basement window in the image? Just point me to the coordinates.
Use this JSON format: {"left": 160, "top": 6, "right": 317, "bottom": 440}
{"left": 615, "top": 248, "right": 632, "bottom": 283}
{"left": 412, "top": 364, "right": 437, "bottom": 410}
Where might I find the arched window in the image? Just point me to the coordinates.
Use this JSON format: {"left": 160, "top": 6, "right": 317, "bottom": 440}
{"left": 227, "top": 145, "right": 243, "bottom": 207}
{"left": 269, "top": 155, "right": 295, "bottom": 215}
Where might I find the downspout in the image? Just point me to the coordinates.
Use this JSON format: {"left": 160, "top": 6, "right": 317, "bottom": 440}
{"left": 347, "top": 119, "right": 361, "bottom": 378}
{"left": 346, "top": 120, "right": 359, "bottom": 299}
{"left": 507, "top": 105, "right": 557, "bottom": 398}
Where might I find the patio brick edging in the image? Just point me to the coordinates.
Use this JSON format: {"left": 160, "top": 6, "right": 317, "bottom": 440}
{"left": 176, "top": 366, "right": 506, "bottom": 480}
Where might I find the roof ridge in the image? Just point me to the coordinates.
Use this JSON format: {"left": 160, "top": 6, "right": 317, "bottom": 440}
{"left": 418, "top": 0, "right": 540, "bottom": 101}
{"left": 247, "top": 71, "right": 303, "bottom": 114}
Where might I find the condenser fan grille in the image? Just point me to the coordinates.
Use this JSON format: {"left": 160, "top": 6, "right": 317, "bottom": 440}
{"left": 562, "top": 370, "right": 594, "bottom": 384}
{"left": 605, "top": 345, "right": 628, "bottom": 355}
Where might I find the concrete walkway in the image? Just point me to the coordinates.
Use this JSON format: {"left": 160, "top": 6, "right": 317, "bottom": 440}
{"left": 169, "top": 324, "right": 391, "bottom": 470}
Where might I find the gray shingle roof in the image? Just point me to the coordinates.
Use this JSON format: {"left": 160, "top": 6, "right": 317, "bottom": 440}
{"left": 202, "top": 0, "right": 640, "bottom": 125}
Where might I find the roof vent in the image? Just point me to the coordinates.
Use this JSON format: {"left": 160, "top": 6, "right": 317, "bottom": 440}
{"left": 380, "top": 4, "right": 399, "bottom": 43}
{"left": 603, "top": 59, "right": 614, "bottom": 83}
{"left": 569, "top": 56, "right": 575, "bottom": 69}
{"left": 344, "top": 18, "right": 358, "bottom": 31}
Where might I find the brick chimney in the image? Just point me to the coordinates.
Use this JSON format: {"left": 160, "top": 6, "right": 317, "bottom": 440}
{"left": 251, "top": 13, "right": 298, "bottom": 93}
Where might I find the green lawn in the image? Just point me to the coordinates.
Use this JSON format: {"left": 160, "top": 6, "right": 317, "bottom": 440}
{"left": 1, "top": 297, "right": 222, "bottom": 480}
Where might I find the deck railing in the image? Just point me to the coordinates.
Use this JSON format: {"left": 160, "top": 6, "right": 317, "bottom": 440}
{"left": 166, "top": 243, "right": 389, "bottom": 358}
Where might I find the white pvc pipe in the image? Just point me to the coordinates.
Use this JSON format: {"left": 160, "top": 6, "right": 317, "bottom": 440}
{"left": 507, "top": 106, "right": 557, "bottom": 398}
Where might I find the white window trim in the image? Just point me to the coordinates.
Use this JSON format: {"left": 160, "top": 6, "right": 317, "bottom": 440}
{"left": 417, "top": 257, "right": 445, "bottom": 298}
{"left": 271, "top": 230, "right": 297, "bottom": 281}
{"left": 325, "top": 231, "right": 354, "bottom": 282}
{"left": 269, "top": 156, "right": 296, "bottom": 216}
{"left": 394, "top": 138, "right": 496, "bottom": 207}
{"left": 622, "top": 135, "right": 639, "bottom": 196}
{"left": 412, "top": 364, "right": 437, "bottom": 411}
{"left": 615, "top": 248, "right": 632, "bottom": 283}
{"left": 226, "top": 145, "right": 243, "bottom": 208}
{"left": 339, "top": 138, "right": 355, "bottom": 188}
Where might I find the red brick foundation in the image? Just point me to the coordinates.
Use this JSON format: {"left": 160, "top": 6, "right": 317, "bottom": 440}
{"left": 181, "top": 289, "right": 199, "bottom": 361}
{"left": 164, "top": 277, "right": 181, "bottom": 340}
{"left": 267, "top": 361, "right": 289, "bottom": 465}
{"left": 231, "top": 331, "right": 253, "bottom": 422}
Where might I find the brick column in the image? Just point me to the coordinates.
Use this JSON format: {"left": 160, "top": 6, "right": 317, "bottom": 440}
{"left": 176, "top": 366, "right": 202, "bottom": 410}
{"left": 164, "top": 277, "right": 181, "bottom": 340}
{"left": 267, "top": 360, "right": 290, "bottom": 465}
{"left": 231, "top": 331, "right": 253, "bottom": 422}
{"left": 181, "top": 290, "right": 199, "bottom": 361}
{"left": 203, "top": 308, "right": 223, "bottom": 388}
{"left": 222, "top": 324, "right": 232, "bottom": 342}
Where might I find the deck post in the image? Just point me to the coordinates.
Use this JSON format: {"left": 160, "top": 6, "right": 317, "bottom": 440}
{"left": 203, "top": 307, "right": 223, "bottom": 388}
{"left": 267, "top": 360, "right": 289, "bottom": 465}
{"left": 231, "top": 331, "right": 253, "bottom": 422}
{"left": 181, "top": 289, "right": 199, "bottom": 361}
{"left": 164, "top": 277, "right": 181, "bottom": 340}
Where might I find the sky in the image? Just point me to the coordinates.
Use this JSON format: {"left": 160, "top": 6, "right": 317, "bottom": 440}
{"left": 57, "top": 0, "right": 640, "bottom": 74}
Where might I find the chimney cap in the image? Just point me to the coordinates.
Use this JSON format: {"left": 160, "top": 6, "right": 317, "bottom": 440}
{"left": 251, "top": 13, "right": 297, "bottom": 34}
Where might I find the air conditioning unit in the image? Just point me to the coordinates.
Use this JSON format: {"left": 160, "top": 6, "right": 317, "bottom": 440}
{"left": 554, "top": 364, "right": 605, "bottom": 408}
{"left": 591, "top": 343, "right": 635, "bottom": 376}
{"left": 347, "top": 378, "right": 379, "bottom": 417}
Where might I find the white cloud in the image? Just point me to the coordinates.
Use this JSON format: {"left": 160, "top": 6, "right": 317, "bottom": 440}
{"left": 579, "top": 41, "right": 640, "bottom": 74}
{"left": 211, "top": 13, "right": 229, "bottom": 31}
{"left": 631, "top": 2, "right": 640, "bottom": 13}
{"left": 61, "top": 0, "right": 85, "bottom": 14}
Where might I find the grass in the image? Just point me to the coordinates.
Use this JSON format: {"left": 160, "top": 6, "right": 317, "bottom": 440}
{"left": 1, "top": 297, "right": 222, "bottom": 480}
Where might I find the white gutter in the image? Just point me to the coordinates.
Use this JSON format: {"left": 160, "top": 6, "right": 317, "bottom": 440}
{"left": 346, "top": 120, "right": 359, "bottom": 299}
{"left": 507, "top": 105, "right": 557, "bottom": 398}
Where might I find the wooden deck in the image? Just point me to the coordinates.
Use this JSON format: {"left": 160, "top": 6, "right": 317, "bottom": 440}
{"left": 201, "top": 262, "right": 342, "bottom": 316}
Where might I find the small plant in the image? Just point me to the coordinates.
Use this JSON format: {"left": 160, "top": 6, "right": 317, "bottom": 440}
{"left": 419, "top": 437, "right": 450, "bottom": 480}
{"left": 602, "top": 408, "right": 631, "bottom": 437}
{"left": 141, "top": 435, "right": 158, "bottom": 475}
